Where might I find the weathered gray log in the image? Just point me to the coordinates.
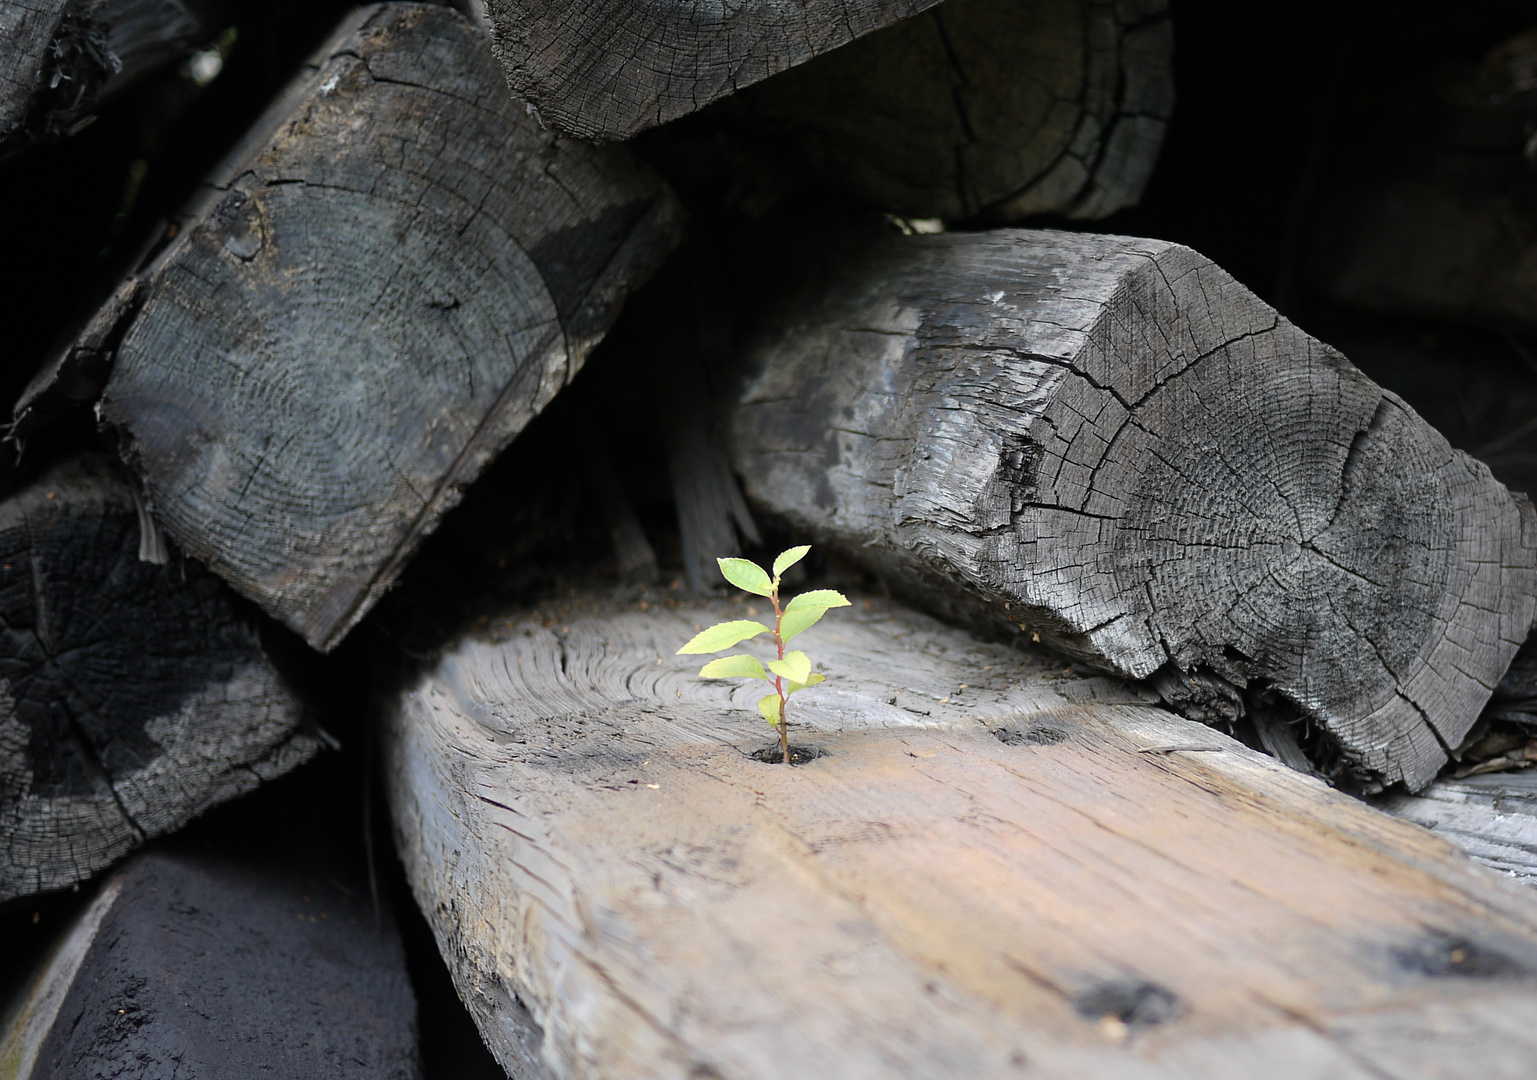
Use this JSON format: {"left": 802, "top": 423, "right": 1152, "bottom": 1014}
{"left": 1306, "top": 26, "right": 1537, "bottom": 333}
{"left": 0, "top": 849, "right": 419, "bottom": 1079}
{"left": 1378, "top": 770, "right": 1537, "bottom": 886}
{"left": 26, "top": 2, "right": 681, "bottom": 651}
{"left": 706, "top": 0, "right": 1173, "bottom": 220}
{"left": 481, "top": 0, "right": 943, "bottom": 141}
{"left": 386, "top": 594, "right": 1537, "bottom": 1080}
{"left": 0, "top": 0, "right": 220, "bottom": 157}
{"left": 0, "top": 455, "right": 315, "bottom": 904}
{"left": 725, "top": 228, "right": 1537, "bottom": 791}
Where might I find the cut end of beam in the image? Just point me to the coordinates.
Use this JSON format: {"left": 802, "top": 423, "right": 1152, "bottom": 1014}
{"left": 727, "top": 229, "right": 1537, "bottom": 789}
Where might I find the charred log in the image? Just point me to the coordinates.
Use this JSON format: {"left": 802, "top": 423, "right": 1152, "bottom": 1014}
{"left": 0, "top": 455, "right": 313, "bottom": 904}
{"left": 0, "top": 0, "right": 224, "bottom": 158}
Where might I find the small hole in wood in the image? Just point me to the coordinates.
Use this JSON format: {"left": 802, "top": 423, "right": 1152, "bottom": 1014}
{"left": 1392, "top": 932, "right": 1531, "bottom": 979}
{"left": 1073, "top": 979, "right": 1181, "bottom": 1029}
{"left": 747, "top": 744, "right": 827, "bottom": 765}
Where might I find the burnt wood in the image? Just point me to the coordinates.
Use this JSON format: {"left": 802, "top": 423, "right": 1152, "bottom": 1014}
{"left": 481, "top": 0, "right": 943, "bottom": 141}
{"left": 0, "top": 0, "right": 220, "bottom": 158}
{"left": 725, "top": 228, "right": 1537, "bottom": 791}
{"left": 32, "top": 2, "right": 681, "bottom": 651}
{"left": 700, "top": 0, "right": 1173, "bottom": 220}
{"left": 0, "top": 455, "right": 314, "bottom": 904}
{"left": 0, "top": 850, "right": 419, "bottom": 1079}
{"left": 386, "top": 593, "right": 1537, "bottom": 1079}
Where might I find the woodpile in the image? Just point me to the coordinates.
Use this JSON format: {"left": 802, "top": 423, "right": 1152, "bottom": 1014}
{"left": 5, "top": 1, "right": 1537, "bottom": 1077}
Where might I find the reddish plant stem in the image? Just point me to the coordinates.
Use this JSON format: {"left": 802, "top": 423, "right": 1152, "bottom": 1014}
{"left": 771, "top": 583, "right": 788, "bottom": 763}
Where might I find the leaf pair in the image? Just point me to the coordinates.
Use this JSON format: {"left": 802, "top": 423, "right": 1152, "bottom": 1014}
{"left": 675, "top": 591, "right": 849, "bottom": 656}
{"left": 695, "top": 651, "right": 813, "bottom": 682}
{"left": 696, "top": 651, "right": 826, "bottom": 692}
{"left": 717, "top": 545, "right": 812, "bottom": 597}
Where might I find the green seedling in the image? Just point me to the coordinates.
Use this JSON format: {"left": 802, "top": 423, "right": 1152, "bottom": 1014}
{"left": 677, "top": 545, "right": 849, "bottom": 764}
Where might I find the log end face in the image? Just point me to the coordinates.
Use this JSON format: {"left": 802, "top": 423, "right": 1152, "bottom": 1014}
{"left": 730, "top": 230, "right": 1537, "bottom": 789}
{"left": 93, "top": 2, "right": 680, "bottom": 651}
{"left": 479, "top": 0, "right": 945, "bottom": 140}
{"left": 0, "top": 456, "right": 314, "bottom": 903}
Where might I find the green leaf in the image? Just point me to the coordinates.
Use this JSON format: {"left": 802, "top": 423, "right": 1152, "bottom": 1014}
{"left": 677, "top": 620, "right": 771, "bottom": 654}
{"left": 772, "top": 545, "right": 811, "bottom": 579}
{"left": 784, "top": 589, "right": 851, "bottom": 614}
{"left": 779, "top": 589, "right": 850, "bottom": 642}
{"left": 717, "top": 558, "right": 773, "bottom": 597}
{"left": 768, "top": 650, "right": 811, "bottom": 684}
{"left": 697, "top": 654, "right": 768, "bottom": 680}
{"left": 758, "top": 693, "right": 783, "bottom": 728}
{"left": 786, "top": 672, "right": 827, "bottom": 695}
{"left": 779, "top": 605, "right": 827, "bottom": 643}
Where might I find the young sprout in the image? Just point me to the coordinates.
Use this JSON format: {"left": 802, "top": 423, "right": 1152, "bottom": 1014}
{"left": 677, "top": 545, "right": 850, "bottom": 763}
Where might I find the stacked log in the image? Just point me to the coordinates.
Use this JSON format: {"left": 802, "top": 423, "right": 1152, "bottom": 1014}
{"left": 480, "top": 0, "right": 947, "bottom": 141}
{"left": 0, "top": 0, "right": 223, "bottom": 158}
{"left": 725, "top": 228, "right": 1537, "bottom": 790}
{"left": 0, "top": 455, "right": 312, "bottom": 903}
{"left": 630, "top": 0, "right": 1173, "bottom": 222}
{"left": 698, "top": 0, "right": 1175, "bottom": 220}
{"left": 20, "top": 2, "right": 682, "bottom": 651}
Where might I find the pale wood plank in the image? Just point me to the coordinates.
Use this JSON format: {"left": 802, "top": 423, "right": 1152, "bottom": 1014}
{"left": 385, "top": 594, "right": 1537, "bottom": 1079}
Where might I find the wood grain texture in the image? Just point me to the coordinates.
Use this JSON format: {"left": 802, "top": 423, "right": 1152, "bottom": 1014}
{"left": 0, "top": 455, "right": 314, "bottom": 904}
{"left": 386, "top": 595, "right": 1537, "bottom": 1080}
{"left": 726, "top": 228, "right": 1537, "bottom": 790}
{"left": 481, "top": 0, "right": 943, "bottom": 141}
{"left": 1378, "top": 770, "right": 1537, "bottom": 886}
{"left": 723, "top": 0, "right": 1173, "bottom": 220}
{"left": 65, "top": 2, "right": 680, "bottom": 651}
{"left": 0, "top": 850, "right": 419, "bottom": 1079}
{"left": 0, "top": 0, "right": 214, "bottom": 157}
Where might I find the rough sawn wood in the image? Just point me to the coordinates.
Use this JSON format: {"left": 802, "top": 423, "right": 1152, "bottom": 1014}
{"left": 726, "top": 227, "right": 1537, "bottom": 790}
{"left": 386, "top": 596, "right": 1537, "bottom": 1080}
{"left": 40, "top": 2, "right": 681, "bottom": 651}
{"left": 713, "top": 0, "right": 1173, "bottom": 220}
{"left": 1378, "top": 769, "right": 1537, "bottom": 887}
{"left": 0, "top": 455, "right": 314, "bottom": 904}
{"left": 481, "top": 0, "right": 943, "bottom": 141}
